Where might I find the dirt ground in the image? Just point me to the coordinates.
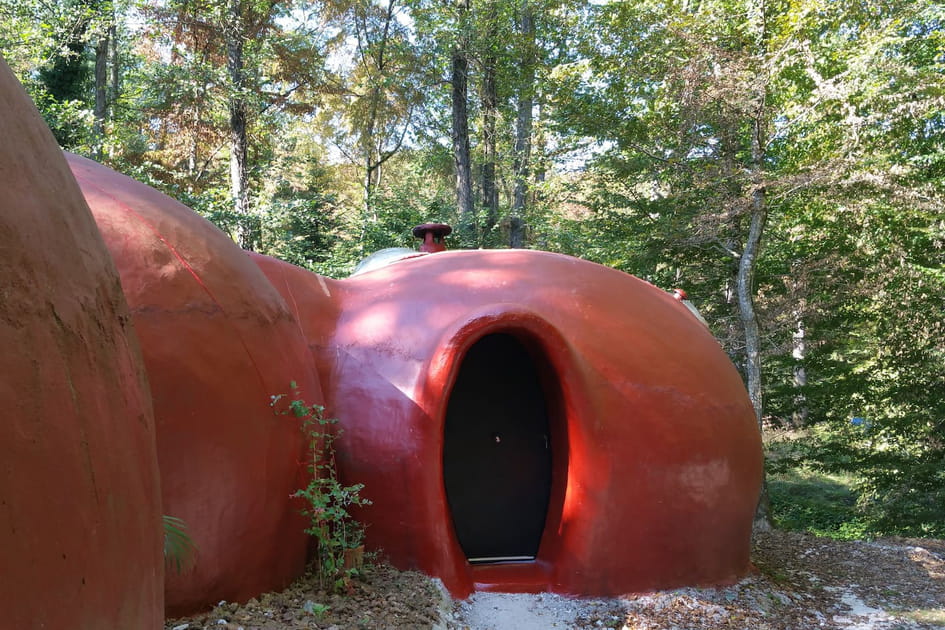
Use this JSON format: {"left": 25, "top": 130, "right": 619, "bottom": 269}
{"left": 165, "top": 529, "right": 944, "bottom": 630}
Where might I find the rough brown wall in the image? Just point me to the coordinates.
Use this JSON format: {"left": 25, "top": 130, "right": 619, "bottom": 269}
{"left": 0, "top": 56, "right": 164, "bottom": 629}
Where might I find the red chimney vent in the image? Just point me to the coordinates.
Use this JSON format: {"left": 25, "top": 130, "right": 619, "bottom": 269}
{"left": 412, "top": 223, "right": 452, "bottom": 253}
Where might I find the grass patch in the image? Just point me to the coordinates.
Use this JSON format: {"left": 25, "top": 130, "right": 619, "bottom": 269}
{"left": 768, "top": 467, "right": 871, "bottom": 540}
{"left": 765, "top": 426, "right": 945, "bottom": 539}
{"left": 897, "top": 608, "right": 945, "bottom": 626}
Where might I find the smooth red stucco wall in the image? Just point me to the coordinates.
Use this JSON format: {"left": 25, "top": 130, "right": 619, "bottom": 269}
{"left": 0, "top": 58, "right": 164, "bottom": 628}
{"left": 247, "top": 252, "right": 341, "bottom": 393}
{"left": 251, "top": 249, "right": 763, "bottom": 598}
{"left": 67, "top": 154, "right": 324, "bottom": 616}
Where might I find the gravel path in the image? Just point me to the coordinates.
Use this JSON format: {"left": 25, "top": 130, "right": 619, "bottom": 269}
{"left": 167, "top": 529, "right": 945, "bottom": 629}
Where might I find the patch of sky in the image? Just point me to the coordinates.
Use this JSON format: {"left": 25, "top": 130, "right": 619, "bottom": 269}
{"left": 686, "top": 135, "right": 719, "bottom": 160}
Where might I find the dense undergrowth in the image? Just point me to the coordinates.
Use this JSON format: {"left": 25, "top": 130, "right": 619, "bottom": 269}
{"left": 766, "top": 428, "right": 945, "bottom": 541}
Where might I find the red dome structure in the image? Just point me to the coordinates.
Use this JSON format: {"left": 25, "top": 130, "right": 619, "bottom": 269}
{"left": 0, "top": 58, "right": 164, "bottom": 628}
{"left": 68, "top": 154, "right": 324, "bottom": 615}
{"left": 254, "top": 248, "right": 763, "bottom": 598}
{"left": 2, "top": 47, "right": 759, "bottom": 617}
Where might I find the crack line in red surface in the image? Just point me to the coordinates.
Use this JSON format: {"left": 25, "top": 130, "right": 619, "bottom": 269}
{"left": 74, "top": 169, "right": 270, "bottom": 393}
{"left": 277, "top": 263, "right": 307, "bottom": 342}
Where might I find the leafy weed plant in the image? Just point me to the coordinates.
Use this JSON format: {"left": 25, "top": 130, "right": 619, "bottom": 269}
{"left": 163, "top": 514, "right": 197, "bottom": 573}
{"left": 273, "top": 383, "right": 371, "bottom": 591}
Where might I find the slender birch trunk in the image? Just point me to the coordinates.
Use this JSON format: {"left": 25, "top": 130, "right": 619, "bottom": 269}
{"left": 451, "top": 1, "right": 474, "bottom": 238}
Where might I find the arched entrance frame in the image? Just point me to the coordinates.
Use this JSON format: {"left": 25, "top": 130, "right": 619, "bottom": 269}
{"left": 418, "top": 305, "right": 593, "bottom": 594}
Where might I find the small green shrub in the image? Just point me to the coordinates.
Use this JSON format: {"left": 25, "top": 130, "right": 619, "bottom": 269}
{"left": 272, "top": 383, "right": 371, "bottom": 591}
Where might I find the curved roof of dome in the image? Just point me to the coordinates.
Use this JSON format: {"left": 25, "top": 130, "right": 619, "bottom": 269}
{"left": 351, "top": 247, "right": 424, "bottom": 276}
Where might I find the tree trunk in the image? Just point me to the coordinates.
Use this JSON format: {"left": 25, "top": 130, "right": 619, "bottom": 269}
{"left": 738, "top": 173, "right": 766, "bottom": 424}
{"left": 188, "top": 101, "right": 200, "bottom": 177}
{"left": 452, "top": 35, "right": 474, "bottom": 238}
{"left": 480, "top": 2, "right": 499, "bottom": 234}
{"left": 792, "top": 313, "right": 808, "bottom": 427}
{"left": 741, "top": 0, "right": 772, "bottom": 532}
{"left": 359, "top": 0, "right": 395, "bottom": 216}
{"left": 108, "top": 19, "right": 119, "bottom": 159}
{"left": 510, "top": 4, "right": 534, "bottom": 249}
{"left": 481, "top": 71, "right": 498, "bottom": 232}
{"left": 365, "top": 155, "right": 375, "bottom": 214}
{"left": 740, "top": 110, "right": 771, "bottom": 531}
{"left": 93, "top": 29, "right": 109, "bottom": 160}
{"left": 109, "top": 21, "right": 119, "bottom": 107}
{"left": 226, "top": 0, "right": 255, "bottom": 250}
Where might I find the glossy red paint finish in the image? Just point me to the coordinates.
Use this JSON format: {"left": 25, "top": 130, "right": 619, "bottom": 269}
{"left": 67, "top": 154, "right": 324, "bottom": 616}
{"left": 0, "top": 59, "right": 164, "bottom": 628}
{"left": 251, "top": 249, "right": 763, "bottom": 598}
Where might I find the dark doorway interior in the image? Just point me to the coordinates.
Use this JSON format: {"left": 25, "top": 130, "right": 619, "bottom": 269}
{"left": 443, "top": 333, "right": 552, "bottom": 562}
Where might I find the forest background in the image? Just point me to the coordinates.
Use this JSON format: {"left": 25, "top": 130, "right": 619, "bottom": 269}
{"left": 1, "top": 0, "right": 942, "bottom": 538}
